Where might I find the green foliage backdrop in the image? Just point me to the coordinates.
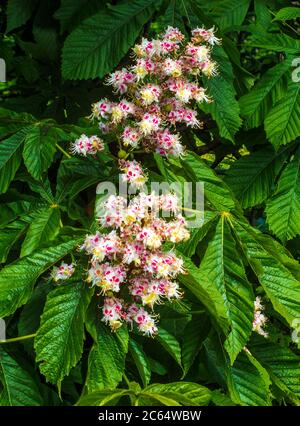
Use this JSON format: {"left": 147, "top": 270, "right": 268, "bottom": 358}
{"left": 0, "top": 0, "right": 299, "bottom": 406}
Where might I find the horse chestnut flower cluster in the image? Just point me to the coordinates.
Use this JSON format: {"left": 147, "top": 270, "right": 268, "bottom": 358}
{"left": 252, "top": 297, "right": 268, "bottom": 338}
{"left": 74, "top": 25, "right": 220, "bottom": 159}
{"left": 80, "top": 192, "right": 189, "bottom": 336}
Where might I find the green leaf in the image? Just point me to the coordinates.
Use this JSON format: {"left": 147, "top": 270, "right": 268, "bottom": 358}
{"left": 137, "top": 392, "right": 182, "bottom": 406}
{"left": 24, "top": 177, "right": 55, "bottom": 204}
{"left": 23, "top": 125, "right": 57, "bottom": 180}
{"left": 254, "top": 0, "right": 272, "bottom": 29}
{"left": 20, "top": 207, "right": 61, "bottom": 257}
{"left": 62, "top": 0, "right": 159, "bottom": 80}
{"left": 200, "top": 217, "right": 254, "bottom": 363}
{"left": 56, "top": 157, "right": 105, "bottom": 202}
{"left": 273, "top": 7, "right": 300, "bottom": 21}
{"left": 0, "top": 128, "right": 29, "bottom": 194}
{"left": 161, "top": 0, "right": 185, "bottom": 32}
{"left": 0, "top": 347, "right": 43, "bottom": 406}
{"left": 178, "top": 254, "right": 229, "bottom": 332}
{"left": 239, "top": 59, "right": 291, "bottom": 129}
{"left": 54, "top": 0, "right": 105, "bottom": 33}
{"left": 129, "top": 339, "right": 151, "bottom": 387}
{"left": 266, "top": 149, "right": 300, "bottom": 242}
{"left": 250, "top": 335, "right": 300, "bottom": 404}
{"left": 35, "top": 275, "right": 92, "bottom": 385}
{"left": 0, "top": 198, "right": 33, "bottom": 226}
{"left": 0, "top": 238, "right": 81, "bottom": 318}
{"left": 264, "top": 81, "right": 300, "bottom": 149}
{"left": 76, "top": 389, "right": 130, "bottom": 406}
{"left": 211, "top": 389, "right": 236, "bottom": 406}
{"left": 225, "top": 146, "right": 290, "bottom": 208}
{"left": 157, "top": 327, "right": 182, "bottom": 367}
{"left": 85, "top": 322, "right": 128, "bottom": 392}
{"left": 18, "top": 281, "right": 51, "bottom": 341}
{"left": 249, "top": 32, "right": 300, "bottom": 54}
{"left": 140, "top": 382, "right": 211, "bottom": 406}
{"left": 0, "top": 219, "right": 27, "bottom": 263}
{"left": 201, "top": 52, "right": 241, "bottom": 141}
{"left": 210, "top": 0, "right": 250, "bottom": 31}
{"left": 227, "top": 350, "right": 271, "bottom": 406}
{"left": 232, "top": 218, "right": 300, "bottom": 326}
{"left": 6, "top": 0, "right": 38, "bottom": 33}
{"left": 182, "top": 315, "right": 210, "bottom": 376}
{"left": 177, "top": 211, "right": 218, "bottom": 257}
{"left": 0, "top": 108, "right": 36, "bottom": 138}
{"left": 182, "top": 152, "right": 236, "bottom": 211}
{"left": 255, "top": 232, "right": 300, "bottom": 282}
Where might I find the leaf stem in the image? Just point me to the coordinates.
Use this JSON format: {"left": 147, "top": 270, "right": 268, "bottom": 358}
{"left": 0, "top": 333, "right": 37, "bottom": 344}
{"left": 123, "top": 373, "right": 130, "bottom": 387}
{"left": 269, "top": 9, "right": 299, "bottom": 35}
{"left": 56, "top": 143, "right": 71, "bottom": 159}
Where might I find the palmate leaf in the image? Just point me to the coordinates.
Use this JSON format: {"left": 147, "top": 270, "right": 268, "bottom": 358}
{"left": 85, "top": 321, "right": 128, "bottom": 393}
{"left": 239, "top": 58, "right": 291, "bottom": 129}
{"left": 0, "top": 238, "right": 82, "bottom": 318}
{"left": 178, "top": 254, "right": 229, "bottom": 333}
{"left": 0, "top": 128, "right": 29, "bottom": 194}
{"left": 77, "top": 382, "right": 212, "bottom": 406}
{"left": 225, "top": 146, "right": 291, "bottom": 208}
{"left": 35, "top": 274, "right": 92, "bottom": 386}
{"left": 250, "top": 335, "right": 300, "bottom": 404}
{"left": 23, "top": 125, "right": 57, "bottom": 180}
{"left": 200, "top": 217, "right": 254, "bottom": 363}
{"left": 182, "top": 152, "right": 236, "bottom": 211}
{"left": 264, "top": 81, "right": 300, "bottom": 149}
{"left": 62, "top": 0, "right": 160, "bottom": 80}
{"left": 0, "top": 347, "right": 43, "bottom": 406}
{"left": 266, "top": 149, "right": 300, "bottom": 242}
{"left": 232, "top": 217, "right": 300, "bottom": 325}
{"left": 177, "top": 211, "right": 218, "bottom": 257}
{"left": 204, "top": 334, "right": 271, "bottom": 406}
{"left": 20, "top": 206, "right": 61, "bottom": 257}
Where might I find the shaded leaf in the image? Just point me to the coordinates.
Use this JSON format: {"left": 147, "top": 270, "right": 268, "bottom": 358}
{"left": 0, "top": 347, "right": 43, "bottom": 406}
